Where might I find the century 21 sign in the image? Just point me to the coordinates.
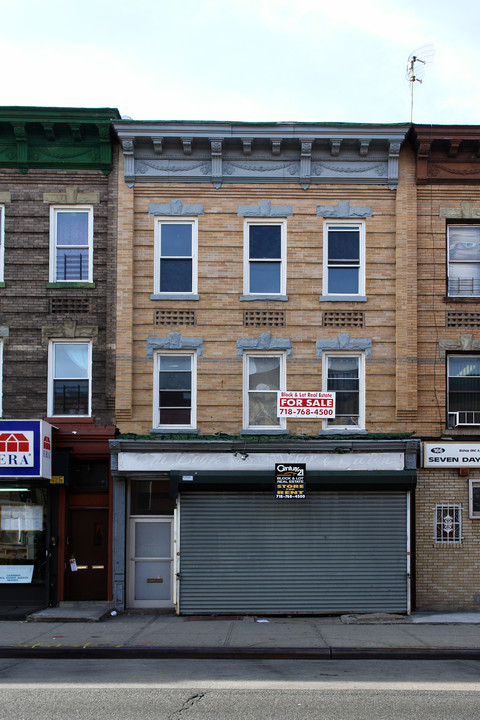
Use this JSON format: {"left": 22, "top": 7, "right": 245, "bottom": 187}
{"left": 277, "top": 391, "right": 335, "bottom": 418}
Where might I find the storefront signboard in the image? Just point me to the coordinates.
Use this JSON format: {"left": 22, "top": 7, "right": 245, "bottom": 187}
{"left": 424, "top": 442, "right": 480, "bottom": 468}
{"left": 275, "top": 463, "right": 306, "bottom": 499}
{"left": 0, "top": 420, "right": 52, "bottom": 478}
{"left": 277, "top": 391, "right": 335, "bottom": 419}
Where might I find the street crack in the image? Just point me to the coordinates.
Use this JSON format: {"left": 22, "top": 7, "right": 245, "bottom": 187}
{"left": 170, "top": 692, "right": 206, "bottom": 719}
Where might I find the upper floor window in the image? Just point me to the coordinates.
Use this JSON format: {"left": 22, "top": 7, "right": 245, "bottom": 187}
{"left": 49, "top": 206, "right": 93, "bottom": 283}
{"left": 448, "top": 225, "right": 480, "bottom": 297}
{"left": 447, "top": 355, "right": 480, "bottom": 427}
{"left": 154, "top": 352, "right": 196, "bottom": 430}
{"left": 154, "top": 219, "right": 198, "bottom": 295}
{"left": 244, "top": 221, "right": 286, "bottom": 296}
{"left": 243, "top": 353, "right": 286, "bottom": 430}
{"left": 322, "top": 353, "right": 364, "bottom": 429}
{"left": 48, "top": 341, "right": 92, "bottom": 417}
{"left": 323, "top": 222, "right": 365, "bottom": 297}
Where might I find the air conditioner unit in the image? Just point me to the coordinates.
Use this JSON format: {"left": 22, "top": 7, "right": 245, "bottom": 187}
{"left": 448, "top": 412, "right": 480, "bottom": 427}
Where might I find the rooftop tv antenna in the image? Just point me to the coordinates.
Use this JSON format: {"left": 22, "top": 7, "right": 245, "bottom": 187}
{"left": 406, "top": 45, "right": 434, "bottom": 122}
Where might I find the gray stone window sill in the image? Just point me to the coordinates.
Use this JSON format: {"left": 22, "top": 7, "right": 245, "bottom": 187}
{"left": 317, "top": 428, "right": 368, "bottom": 435}
{"left": 241, "top": 428, "right": 289, "bottom": 435}
{"left": 240, "top": 294, "right": 289, "bottom": 302}
{"left": 318, "top": 295, "right": 367, "bottom": 302}
{"left": 150, "top": 428, "right": 199, "bottom": 435}
{"left": 150, "top": 293, "right": 200, "bottom": 301}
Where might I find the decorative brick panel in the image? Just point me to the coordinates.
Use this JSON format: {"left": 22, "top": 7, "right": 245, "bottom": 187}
{"left": 243, "top": 310, "right": 286, "bottom": 327}
{"left": 154, "top": 309, "right": 197, "bottom": 326}
{"left": 322, "top": 311, "right": 365, "bottom": 328}
{"left": 446, "top": 311, "right": 480, "bottom": 329}
{"left": 50, "top": 298, "right": 91, "bottom": 314}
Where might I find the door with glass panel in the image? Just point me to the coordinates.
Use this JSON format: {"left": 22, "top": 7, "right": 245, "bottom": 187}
{"left": 127, "top": 517, "right": 174, "bottom": 609}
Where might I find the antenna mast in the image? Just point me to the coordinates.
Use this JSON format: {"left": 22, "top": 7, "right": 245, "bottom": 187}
{"left": 406, "top": 46, "right": 434, "bottom": 122}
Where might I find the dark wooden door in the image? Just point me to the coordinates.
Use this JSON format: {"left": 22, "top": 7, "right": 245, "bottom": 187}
{"left": 64, "top": 508, "right": 108, "bottom": 601}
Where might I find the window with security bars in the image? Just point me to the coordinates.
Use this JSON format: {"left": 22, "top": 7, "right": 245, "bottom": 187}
{"left": 434, "top": 504, "right": 462, "bottom": 544}
{"left": 447, "top": 355, "right": 480, "bottom": 427}
{"left": 50, "top": 207, "right": 93, "bottom": 282}
{"left": 448, "top": 225, "right": 480, "bottom": 297}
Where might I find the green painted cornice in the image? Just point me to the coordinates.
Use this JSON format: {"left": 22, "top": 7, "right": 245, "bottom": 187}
{"left": 0, "top": 106, "right": 120, "bottom": 173}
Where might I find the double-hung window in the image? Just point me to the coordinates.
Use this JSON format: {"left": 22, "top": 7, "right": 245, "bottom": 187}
{"left": 48, "top": 341, "right": 92, "bottom": 416}
{"left": 323, "top": 222, "right": 365, "bottom": 298}
{"left": 447, "top": 355, "right": 480, "bottom": 427}
{"left": 154, "top": 219, "right": 197, "bottom": 296}
{"left": 448, "top": 225, "right": 480, "bottom": 297}
{"left": 322, "top": 353, "right": 364, "bottom": 429}
{"left": 244, "top": 221, "right": 286, "bottom": 297}
{"left": 244, "top": 353, "right": 285, "bottom": 430}
{"left": 154, "top": 353, "right": 196, "bottom": 429}
{"left": 50, "top": 206, "right": 93, "bottom": 283}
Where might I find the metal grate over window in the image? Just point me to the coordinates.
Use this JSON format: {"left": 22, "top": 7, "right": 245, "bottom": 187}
{"left": 446, "top": 311, "right": 480, "bottom": 329}
{"left": 50, "top": 298, "right": 90, "bottom": 314}
{"left": 323, "top": 311, "right": 365, "bottom": 328}
{"left": 243, "top": 310, "right": 286, "bottom": 328}
{"left": 154, "top": 309, "right": 197, "bottom": 326}
{"left": 434, "top": 503, "right": 462, "bottom": 544}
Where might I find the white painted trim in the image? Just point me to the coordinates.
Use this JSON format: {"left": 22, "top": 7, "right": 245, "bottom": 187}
{"left": 243, "top": 218, "right": 287, "bottom": 296}
{"left": 322, "top": 351, "right": 365, "bottom": 430}
{"left": 126, "top": 516, "right": 174, "bottom": 610}
{"left": 153, "top": 350, "right": 197, "bottom": 430}
{"left": 243, "top": 351, "right": 286, "bottom": 431}
{"left": 118, "top": 451, "right": 405, "bottom": 473}
{"left": 47, "top": 339, "right": 92, "bottom": 417}
{"left": 49, "top": 205, "right": 93, "bottom": 283}
{"left": 153, "top": 217, "right": 198, "bottom": 296}
{"left": 322, "top": 220, "right": 365, "bottom": 298}
{"left": 469, "top": 478, "right": 480, "bottom": 519}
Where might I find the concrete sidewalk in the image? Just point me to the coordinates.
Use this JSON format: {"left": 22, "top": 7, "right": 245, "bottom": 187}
{"left": 1, "top": 607, "right": 480, "bottom": 659}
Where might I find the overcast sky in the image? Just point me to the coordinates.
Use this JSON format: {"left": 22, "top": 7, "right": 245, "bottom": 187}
{"left": 1, "top": 0, "right": 479, "bottom": 125}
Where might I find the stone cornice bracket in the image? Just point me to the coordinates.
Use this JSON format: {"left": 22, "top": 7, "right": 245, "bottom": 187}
{"left": 300, "top": 141, "right": 313, "bottom": 190}
{"left": 210, "top": 139, "right": 223, "bottom": 188}
{"left": 271, "top": 139, "right": 282, "bottom": 156}
{"left": 43, "top": 123, "right": 55, "bottom": 141}
{"left": 448, "top": 140, "right": 461, "bottom": 157}
{"left": 330, "top": 139, "right": 342, "bottom": 156}
{"left": 359, "top": 140, "right": 371, "bottom": 157}
{"left": 439, "top": 201, "right": 480, "bottom": 220}
{"left": 237, "top": 200, "right": 293, "bottom": 218}
{"left": 387, "top": 141, "right": 402, "bottom": 190}
{"left": 317, "top": 201, "right": 372, "bottom": 219}
{"left": 439, "top": 333, "right": 480, "bottom": 359}
{"left": 242, "top": 138, "right": 253, "bottom": 155}
{"left": 417, "top": 141, "right": 431, "bottom": 159}
{"left": 182, "top": 137, "right": 193, "bottom": 155}
{"left": 236, "top": 332, "right": 293, "bottom": 357}
{"left": 42, "top": 319, "right": 98, "bottom": 345}
{"left": 152, "top": 138, "right": 163, "bottom": 155}
{"left": 316, "top": 332, "right": 372, "bottom": 358}
{"left": 70, "top": 124, "right": 82, "bottom": 142}
{"left": 146, "top": 331, "right": 204, "bottom": 358}
{"left": 121, "top": 138, "right": 135, "bottom": 187}
{"left": 13, "top": 123, "right": 27, "bottom": 168}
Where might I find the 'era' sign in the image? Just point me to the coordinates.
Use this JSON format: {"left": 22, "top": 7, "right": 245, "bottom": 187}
{"left": 0, "top": 420, "right": 52, "bottom": 478}
{"left": 277, "top": 391, "right": 335, "bottom": 419}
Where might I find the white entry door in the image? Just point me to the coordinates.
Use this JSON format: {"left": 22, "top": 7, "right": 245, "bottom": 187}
{"left": 127, "top": 517, "right": 174, "bottom": 609}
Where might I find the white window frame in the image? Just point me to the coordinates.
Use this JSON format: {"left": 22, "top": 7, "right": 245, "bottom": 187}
{"left": 434, "top": 503, "right": 463, "bottom": 544}
{"left": 322, "top": 352, "right": 365, "bottom": 430}
{"left": 47, "top": 340, "right": 92, "bottom": 417}
{"left": 322, "top": 221, "right": 365, "bottom": 298}
{"left": 153, "top": 351, "right": 197, "bottom": 430}
{"left": 447, "top": 355, "right": 480, "bottom": 428}
{"left": 469, "top": 479, "right": 480, "bottom": 519}
{"left": 243, "top": 352, "right": 286, "bottom": 431}
{"left": 154, "top": 218, "right": 198, "bottom": 296}
{"left": 447, "top": 224, "right": 480, "bottom": 297}
{"left": 0, "top": 205, "right": 4, "bottom": 284}
{"left": 49, "top": 205, "right": 94, "bottom": 283}
{"left": 243, "top": 219, "right": 287, "bottom": 297}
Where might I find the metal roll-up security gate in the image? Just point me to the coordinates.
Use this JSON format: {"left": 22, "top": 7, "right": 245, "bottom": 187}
{"left": 178, "top": 491, "right": 409, "bottom": 614}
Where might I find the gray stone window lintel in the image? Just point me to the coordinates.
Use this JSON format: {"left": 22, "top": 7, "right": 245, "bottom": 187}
{"left": 147, "top": 331, "right": 204, "bottom": 358}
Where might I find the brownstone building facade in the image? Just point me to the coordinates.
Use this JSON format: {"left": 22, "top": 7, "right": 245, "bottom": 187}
{"left": 412, "top": 125, "right": 480, "bottom": 610}
{"left": 0, "top": 107, "right": 119, "bottom": 614}
{"left": 110, "top": 121, "right": 419, "bottom": 615}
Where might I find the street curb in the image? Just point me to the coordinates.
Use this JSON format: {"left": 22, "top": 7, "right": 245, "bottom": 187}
{"left": 1, "top": 646, "right": 480, "bottom": 660}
